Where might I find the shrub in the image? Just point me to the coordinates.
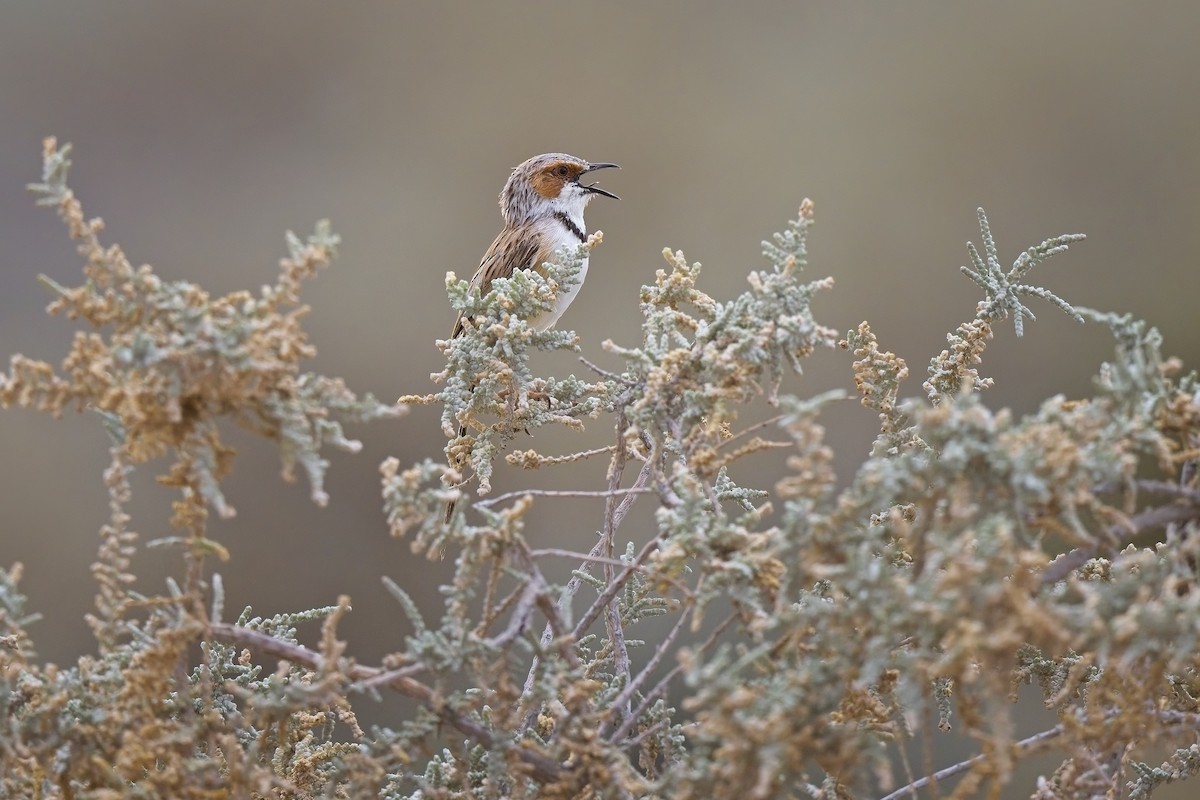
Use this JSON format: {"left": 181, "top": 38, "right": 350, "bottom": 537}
{"left": 3, "top": 139, "right": 1199, "bottom": 799}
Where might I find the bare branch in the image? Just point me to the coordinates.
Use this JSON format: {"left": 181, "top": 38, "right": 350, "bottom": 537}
{"left": 1041, "top": 502, "right": 1200, "bottom": 586}
{"left": 877, "top": 724, "right": 1065, "bottom": 800}
{"left": 601, "top": 593, "right": 694, "bottom": 742}
{"left": 476, "top": 485, "right": 651, "bottom": 508}
{"left": 611, "top": 612, "right": 738, "bottom": 745}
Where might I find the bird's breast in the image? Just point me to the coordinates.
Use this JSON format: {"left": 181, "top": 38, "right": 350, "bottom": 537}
{"left": 525, "top": 213, "right": 591, "bottom": 331}
{"left": 533, "top": 255, "right": 588, "bottom": 331}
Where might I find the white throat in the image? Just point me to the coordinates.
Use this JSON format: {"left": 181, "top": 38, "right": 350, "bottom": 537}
{"left": 533, "top": 207, "right": 592, "bottom": 331}
{"left": 546, "top": 184, "right": 591, "bottom": 237}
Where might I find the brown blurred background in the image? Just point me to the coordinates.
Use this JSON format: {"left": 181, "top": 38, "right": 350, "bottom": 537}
{"left": 2, "top": 2, "right": 1198, "bottom": 792}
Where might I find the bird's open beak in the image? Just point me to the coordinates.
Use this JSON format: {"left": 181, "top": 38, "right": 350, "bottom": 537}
{"left": 579, "top": 162, "right": 620, "bottom": 199}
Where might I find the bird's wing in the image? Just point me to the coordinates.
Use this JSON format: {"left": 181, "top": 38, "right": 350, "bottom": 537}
{"left": 451, "top": 225, "right": 548, "bottom": 338}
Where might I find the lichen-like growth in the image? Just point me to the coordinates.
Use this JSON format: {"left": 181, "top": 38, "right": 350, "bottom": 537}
{"left": 1, "top": 139, "right": 402, "bottom": 795}
{"left": 924, "top": 208, "right": 1084, "bottom": 403}
{"left": 4, "top": 141, "right": 1200, "bottom": 800}
{"left": 10, "top": 139, "right": 401, "bottom": 516}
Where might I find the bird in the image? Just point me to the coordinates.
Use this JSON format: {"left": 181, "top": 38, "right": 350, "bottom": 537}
{"left": 451, "top": 153, "right": 620, "bottom": 338}
{"left": 445, "top": 153, "right": 620, "bottom": 521}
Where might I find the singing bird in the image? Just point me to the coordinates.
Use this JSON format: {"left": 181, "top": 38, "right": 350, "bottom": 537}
{"left": 451, "top": 153, "right": 620, "bottom": 338}
{"left": 446, "top": 153, "right": 619, "bottom": 521}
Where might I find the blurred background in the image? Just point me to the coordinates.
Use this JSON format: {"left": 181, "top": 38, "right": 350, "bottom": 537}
{"left": 2, "top": 2, "right": 1198, "bottom": 793}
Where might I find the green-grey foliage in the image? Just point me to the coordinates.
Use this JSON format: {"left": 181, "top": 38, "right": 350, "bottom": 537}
{"left": 3, "top": 141, "right": 1200, "bottom": 799}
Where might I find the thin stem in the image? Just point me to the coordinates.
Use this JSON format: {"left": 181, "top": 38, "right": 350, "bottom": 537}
{"left": 601, "top": 596, "right": 694, "bottom": 741}
{"left": 521, "top": 531, "right": 608, "bottom": 704}
{"left": 602, "top": 405, "right": 632, "bottom": 719}
{"left": 714, "top": 413, "right": 786, "bottom": 451}
{"left": 475, "top": 556, "right": 502, "bottom": 636}
{"left": 529, "top": 547, "right": 694, "bottom": 598}
{"left": 610, "top": 612, "right": 737, "bottom": 745}
{"left": 355, "top": 662, "right": 428, "bottom": 691}
{"left": 528, "top": 548, "right": 643, "bottom": 569}
{"left": 1132, "top": 478, "right": 1200, "bottom": 502}
{"left": 579, "top": 355, "right": 622, "bottom": 380}
{"left": 611, "top": 458, "right": 655, "bottom": 532}
{"left": 620, "top": 717, "right": 668, "bottom": 749}
{"left": 877, "top": 724, "right": 1065, "bottom": 800}
{"left": 475, "top": 486, "right": 651, "bottom": 508}
{"left": 482, "top": 580, "right": 541, "bottom": 649}
{"left": 572, "top": 533, "right": 661, "bottom": 641}
{"left": 1041, "top": 501, "right": 1200, "bottom": 586}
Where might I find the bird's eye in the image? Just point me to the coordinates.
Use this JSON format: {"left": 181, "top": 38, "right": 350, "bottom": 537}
{"left": 554, "top": 165, "right": 569, "bottom": 177}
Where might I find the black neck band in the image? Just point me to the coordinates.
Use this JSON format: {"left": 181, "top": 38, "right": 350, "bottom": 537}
{"left": 554, "top": 211, "right": 587, "bottom": 243}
